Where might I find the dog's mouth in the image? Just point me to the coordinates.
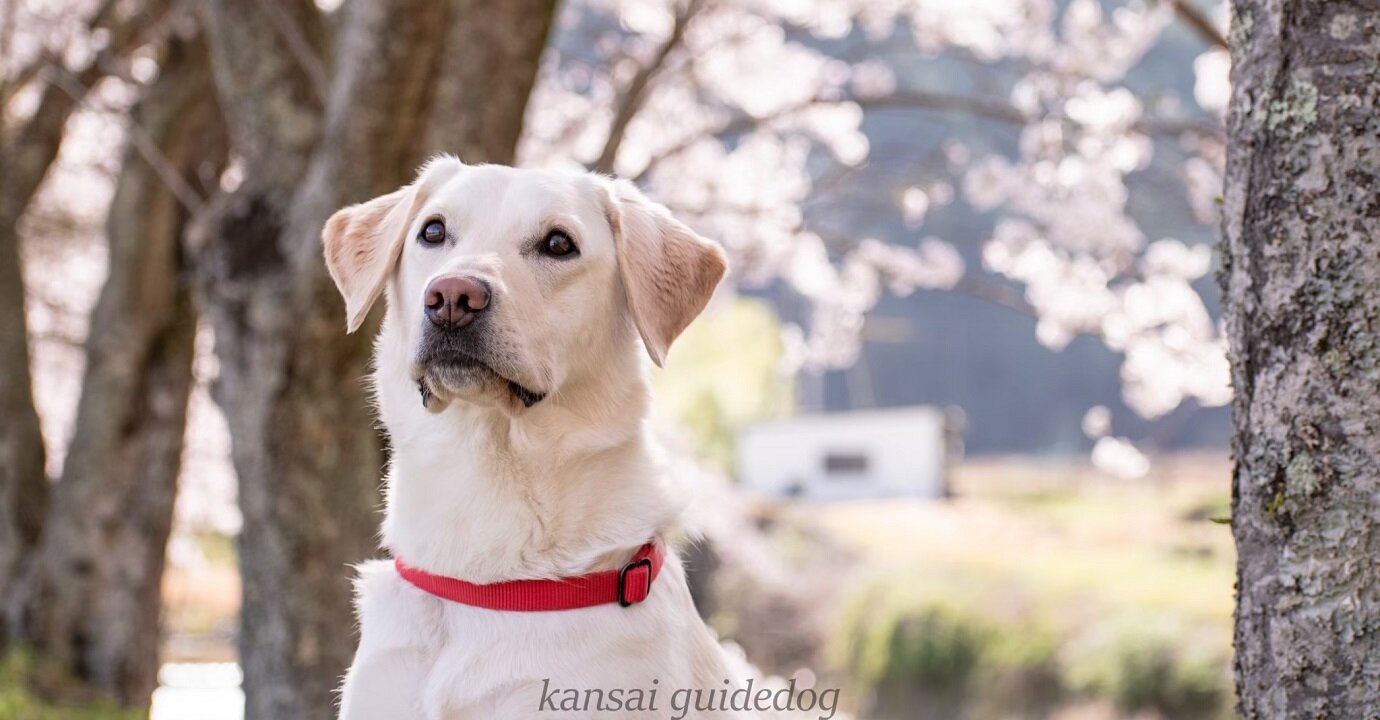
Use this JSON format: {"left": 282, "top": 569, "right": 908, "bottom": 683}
{"left": 415, "top": 373, "right": 545, "bottom": 409}
{"left": 414, "top": 352, "right": 546, "bottom": 410}
{"left": 413, "top": 321, "right": 546, "bottom": 411}
{"left": 504, "top": 380, "right": 546, "bottom": 408}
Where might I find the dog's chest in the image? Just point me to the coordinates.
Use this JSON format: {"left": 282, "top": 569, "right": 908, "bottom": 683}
{"left": 346, "top": 557, "right": 725, "bottom": 719}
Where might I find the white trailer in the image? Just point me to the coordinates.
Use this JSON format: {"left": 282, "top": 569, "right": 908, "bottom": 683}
{"left": 737, "top": 406, "right": 957, "bottom": 500}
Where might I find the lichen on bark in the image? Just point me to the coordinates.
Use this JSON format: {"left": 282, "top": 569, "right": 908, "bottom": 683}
{"left": 1221, "top": 2, "right": 1380, "bottom": 717}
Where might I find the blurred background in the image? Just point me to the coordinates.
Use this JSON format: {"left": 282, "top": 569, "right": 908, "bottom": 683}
{"left": 0, "top": 0, "right": 1235, "bottom": 718}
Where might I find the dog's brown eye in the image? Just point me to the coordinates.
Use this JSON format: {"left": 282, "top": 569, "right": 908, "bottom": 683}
{"left": 541, "top": 230, "right": 577, "bottom": 258}
{"left": 420, "top": 220, "right": 446, "bottom": 245}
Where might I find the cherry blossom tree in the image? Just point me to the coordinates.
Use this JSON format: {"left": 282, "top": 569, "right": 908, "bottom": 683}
{"left": 523, "top": 0, "right": 1232, "bottom": 470}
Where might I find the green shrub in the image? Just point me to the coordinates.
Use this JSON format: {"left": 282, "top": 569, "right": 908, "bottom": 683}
{"left": 0, "top": 650, "right": 145, "bottom": 720}
{"left": 1064, "top": 615, "right": 1229, "bottom": 719}
{"left": 884, "top": 603, "right": 986, "bottom": 691}
{"left": 977, "top": 623, "right": 1065, "bottom": 716}
{"left": 835, "top": 586, "right": 970, "bottom": 688}
{"left": 834, "top": 584, "right": 1065, "bottom": 718}
{"left": 832, "top": 579, "right": 1233, "bottom": 719}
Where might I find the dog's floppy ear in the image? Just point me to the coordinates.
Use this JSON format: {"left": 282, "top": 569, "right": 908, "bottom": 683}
{"left": 604, "top": 179, "right": 728, "bottom": 366}
{"left": 322, "top": 158, "right": 461, "bottom": 333}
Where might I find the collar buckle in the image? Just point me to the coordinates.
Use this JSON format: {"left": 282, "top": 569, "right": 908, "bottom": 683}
{"left": 617, "top": 556, "right": 654, "bottom": 607}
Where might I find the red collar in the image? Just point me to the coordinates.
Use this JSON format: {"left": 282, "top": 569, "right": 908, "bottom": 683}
{"left": 394, "top": 542, "right": 664, "bottom": 611}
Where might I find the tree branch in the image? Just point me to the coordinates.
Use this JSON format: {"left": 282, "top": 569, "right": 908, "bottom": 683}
{"left": 593, "top": 0, "right": 705, "bottom": 174}
{"left": 633, "top": 85, "right": 1223, "bottom": 183}
{"left": 1135, "top": 114, "right": 1225, "bottom": 140}
{"left": 46, "top": 66, "right": 207, "bottom": 213}
{"left": 951, "top": 274, "right": 1038, "bottom": 317}
{"left": 928, "top": 273, "right": 1106, "bottom": 342}
{"left": 0, "top": 0, "right": 19, "bottom": 103}
{"left": 855, "top": 89, "right": 1028, "bottom": 124}
{"left": 1, "top": 50, "right": 57, "bottom": 113}
{"left": 0, "top": 0, "right": 176, "bottom": 216}
{"left": 250, "top": 0, "right": 329, "bottom": 104}
{"left": 1169, "top": 0, "right": 1229, "bottom": 50}
{"left": 632, "top": 95, "right": 818, "bottom": 182}
{"left": 194, "top": 0, "right": 327, "bottom": 178}
{"left": 634, "top": 90, "right": 1005, "bottom": 183}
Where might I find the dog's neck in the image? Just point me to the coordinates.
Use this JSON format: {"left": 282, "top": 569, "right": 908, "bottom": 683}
{"left": 375, "top": 346, "right": 683, "bottom": 583}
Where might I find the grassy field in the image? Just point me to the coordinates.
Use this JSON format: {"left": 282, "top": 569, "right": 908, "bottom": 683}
{"left": 783, "top": 452, "right": 1236, "bottom": 720}
{"left": 811, "top": 453, "right": 1233, "bottom": 621}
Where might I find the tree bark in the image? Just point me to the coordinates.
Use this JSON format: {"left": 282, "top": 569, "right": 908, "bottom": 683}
{"left": 0, "top": 0, "right": 175, "bottom": 627}
{"left": 0, "top": 53, "right": 89, "bottom": 618}
{"left": 1221, "top": 3, "right": 1380, "bottom": 717}
{"left": 0, "top": 198, "right": 46, "bottom": 618}
{"left": 3, "top": 32, "right": 226, "bottom": 707}
{"left": 0, "top": 66, "right": 101, "bottom": 618}
{"left": 192, "top": 2, "right": 554, "bottom": 717}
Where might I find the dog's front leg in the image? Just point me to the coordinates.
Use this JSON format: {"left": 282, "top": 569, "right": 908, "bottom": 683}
{"left": 339, "top": 646, "right": 428, "bottom": 720}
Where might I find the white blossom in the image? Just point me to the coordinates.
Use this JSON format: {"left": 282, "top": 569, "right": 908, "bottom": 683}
{"left": 900, "top": 187, "right": 930, "bottom": 228}
{"left": 1091, "top": 436, "right": 1150, "bottom": 479}
{"left": 1193, "top": 48, "right": 1232, "bottom": 116}
{"left": 1082, "top": 405, "right": 1112, "bottom": 438}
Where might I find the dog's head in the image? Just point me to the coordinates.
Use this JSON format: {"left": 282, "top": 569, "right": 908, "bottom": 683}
{"left": 322, "top": 157, "right": 727, "bottom": 414}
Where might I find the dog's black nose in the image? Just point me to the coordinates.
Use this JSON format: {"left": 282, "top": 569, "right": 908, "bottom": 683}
{"left": 424, "top": 275, "right": 489, "bottom": 329}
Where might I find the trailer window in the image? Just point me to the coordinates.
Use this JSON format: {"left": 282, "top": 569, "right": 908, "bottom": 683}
{"left": 824, "top": 452, "right": 868, "bottom": 475}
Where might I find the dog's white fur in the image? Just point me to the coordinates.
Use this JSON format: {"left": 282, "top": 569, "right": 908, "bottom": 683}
{"left": 325, "top": 158, "right": 750, "bottom": 719}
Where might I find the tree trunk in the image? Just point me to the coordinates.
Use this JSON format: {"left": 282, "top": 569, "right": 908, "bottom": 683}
{"left": 0, "top": 69, "right": 98, "bottom": 615}
{"left": 0, "top": 63, "right": 85, "bottom": 613}
{"left": 192, "top": 2, "right": 554, "bottom": 717}
{"left": 3, "top": 33, "right": 226, "bottom": 707}
{"left": 0, "top": 209, "right": 46, "bottom": 612}
{"left": 1221, "top": 3, "right": 1380, "bottom": 717}
{"left": 0, "top": 0, "right": 175, "bottom": 629}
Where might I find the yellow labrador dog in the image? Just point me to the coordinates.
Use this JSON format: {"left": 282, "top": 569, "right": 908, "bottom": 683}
{"left": 323, "top": 157, "right": 760, "bottom": 719}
